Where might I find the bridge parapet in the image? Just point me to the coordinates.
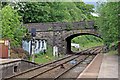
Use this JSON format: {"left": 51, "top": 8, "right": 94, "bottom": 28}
{"left": 25, "top": 21, "right": 94, "bottom": 32}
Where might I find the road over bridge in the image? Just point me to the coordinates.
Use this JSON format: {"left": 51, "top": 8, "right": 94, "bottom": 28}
{"left": 25, "top": 21, "right": 100, "bottom": 54}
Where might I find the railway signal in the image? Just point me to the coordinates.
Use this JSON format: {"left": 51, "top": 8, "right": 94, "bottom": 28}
{"left": 31, "top": 28, "right": 36, "bottom": 62}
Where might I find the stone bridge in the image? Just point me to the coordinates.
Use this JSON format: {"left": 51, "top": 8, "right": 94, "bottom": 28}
{"left": 25, "top": 21, "right": 100, "bottom": 54}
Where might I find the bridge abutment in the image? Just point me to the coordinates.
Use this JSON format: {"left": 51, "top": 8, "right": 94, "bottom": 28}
{"left": 53, "top": 31, "right": 66, "bottom": 55}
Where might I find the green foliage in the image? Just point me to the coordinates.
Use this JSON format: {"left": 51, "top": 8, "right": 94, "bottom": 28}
{"left": 15, "top": 2, "right": 95, "bottom": 23}
{"left": 1, "top": 5, "right": 26, "bottom": 47}
{"left": 106, "top": 50, "right": 118, "bottom": 55}
{"left": 65, "top": 23, "right": 73, "bottom": 31}
{"left": 0, "top": 3, "right": 2, "bottom": 38}
{"left": 30, "top": 52, "right": 56, "bottom": 64}
{"left": 30, "top": 44, "right": 57, "bottom": 64}
{"left": 75, "top": 2, "right": 94, "bottom": 20}
{"left": 96, "top": 2, "right": 120, "bottom": 46}
{"left": 71, "top": 35, "right": 103, "bottom": 51}
{"left": 48, "top": 27, "right": 53, "bottom": 31}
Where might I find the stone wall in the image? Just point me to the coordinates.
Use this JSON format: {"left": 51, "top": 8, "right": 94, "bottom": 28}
{"left": 0, "top": 59, "right": 39, "bottom": 79}
{"left": 25, "top": 21, "right": 94, "bottom": 32}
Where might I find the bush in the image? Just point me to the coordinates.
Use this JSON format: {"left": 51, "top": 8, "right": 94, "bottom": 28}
{"left": 1, "top": 5, "right": 26, "bottom": 47}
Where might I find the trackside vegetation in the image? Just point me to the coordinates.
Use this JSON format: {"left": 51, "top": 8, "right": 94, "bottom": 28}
{"left": 1, "top": 2, "right": 119, "bottom": 63}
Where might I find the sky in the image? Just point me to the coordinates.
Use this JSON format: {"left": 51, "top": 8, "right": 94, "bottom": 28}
{"left": 83, "top": 0, "right": 98, "bottom": 8}
{"left": 83, "top": 0, "right": 107, "bottom": 7}
{"left": 83, "top": 0, "right": 99, "bottom": 17}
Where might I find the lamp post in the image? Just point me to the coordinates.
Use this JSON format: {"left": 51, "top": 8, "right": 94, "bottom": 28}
{"left": 31, "top": 28, "right": 36, "bottom": 62}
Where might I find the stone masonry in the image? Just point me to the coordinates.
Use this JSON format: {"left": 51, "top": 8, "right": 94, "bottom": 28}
{"left": 25, "top": 21, "right": 100, "bottom": 55}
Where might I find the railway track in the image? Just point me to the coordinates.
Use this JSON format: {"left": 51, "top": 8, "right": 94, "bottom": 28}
{"left": 5, "top": 46, "right": 103, "bottom": 80}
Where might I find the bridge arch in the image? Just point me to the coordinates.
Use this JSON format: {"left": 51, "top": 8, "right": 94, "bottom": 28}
{"left": 65, "top": 32, "right": 102, "bottom": 54}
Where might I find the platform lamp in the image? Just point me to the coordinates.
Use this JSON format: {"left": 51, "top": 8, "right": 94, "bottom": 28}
{"left": 31, "top": 28, "right": 36, "bottom": 62}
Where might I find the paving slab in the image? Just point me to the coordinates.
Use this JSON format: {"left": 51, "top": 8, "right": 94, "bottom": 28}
{"left": 98, "top": 54, "right": 118, "bottom": 79}
{"left": 78, "top": 54, "right": 103, "bottom": 78}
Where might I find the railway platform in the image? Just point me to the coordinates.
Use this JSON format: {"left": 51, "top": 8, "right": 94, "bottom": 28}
{"left": 78, "top": 53, "right": 119, "bottom": 80}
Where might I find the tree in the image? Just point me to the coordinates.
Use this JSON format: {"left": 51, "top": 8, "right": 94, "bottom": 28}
{"left": 15, "top": 2, "right": 95, "bottom": 23}
{"left": 96, "top": 2, "right": 120, "bottom": 46}
{"left": 1, "top": 5, "right": 26, "bottom": 47}
{"left": 75, "top": 2, "right": 94, "bottom": 20}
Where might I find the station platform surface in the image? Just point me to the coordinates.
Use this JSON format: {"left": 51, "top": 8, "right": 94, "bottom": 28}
{"left": 0, "top": 59, "right": 21, "bottom": 64}
{"left": 78, "top": 53, "right": 119, "bottom": 79}
{"left": 98, "top": 54, "right": 118, "bottom": 79}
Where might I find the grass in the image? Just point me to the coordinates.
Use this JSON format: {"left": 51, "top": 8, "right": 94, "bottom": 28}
{"left": 30, "top": 52, "right": 65, "bottom": 64}
{"left": 106, "top": 50, "right": 118, "bottom": 55}
{"left": 80, "top": 42, "right": 103, "bottom": 50}
{"left": 30, "top": 53, "right": 56, "bottom": 64}
{"left": 71, "top": 42, "right": 103, "bottom": 52}
{"left": 30, "top": 44, "right": 64, "bottom": 64}
{"left": 71, "top": 35, "right": 103, "bottom": 52}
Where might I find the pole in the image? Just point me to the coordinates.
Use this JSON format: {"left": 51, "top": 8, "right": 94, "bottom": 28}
{"left": 30, "top": 28, "right": 36, "bottom": 62}
{"left": 32, "top": 37, "right": 35, "bottom": 62}
{"left": 118, "top": 41, "right": 120, "bottom": 56}
{"left": 8, "top": 40, "right": 10, "bottom": 58}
